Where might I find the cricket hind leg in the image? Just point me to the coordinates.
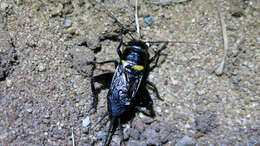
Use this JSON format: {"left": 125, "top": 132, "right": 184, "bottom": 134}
{"left": 104, "top": 117, "right": 117, "bottom": 146}
{"left": 88, "top": 72, "right": 114, "bottom": 113}
{"left": 135, "top": 86, "right": 155, "bottom": 117}
{"left": 118, "top": 118, "right": 124, "bottom": 145}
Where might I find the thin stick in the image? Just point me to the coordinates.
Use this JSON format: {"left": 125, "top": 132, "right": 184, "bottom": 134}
{"left": 135, "top": 0, "right": 141, "bottom": 40}
{"left": 150, "top": 0, "right": 188, "bottom": 5}
{"left": 72, "top": 127, "right": 75, "bottom": 146}
{"left": 215, "top": 5, "right": 228, "bottom": 75}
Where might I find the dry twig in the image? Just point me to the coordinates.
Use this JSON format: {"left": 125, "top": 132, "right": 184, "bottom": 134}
{"left": 215, "top": 5, "right": 228, "bottom": 75}
{"left": 135, "top": 0, "right": 141, "bottom": 40}
{"left": 72, "top": 127, "right": 75, "bottom": 146}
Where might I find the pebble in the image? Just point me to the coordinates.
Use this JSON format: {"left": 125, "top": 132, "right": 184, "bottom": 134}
{"left": 6, "top": 79, "right": 12, "bottom": 87}
{"left": 38, "top": 63, "right": 46, "bottom": 72}
{"left": 196, "top": 89, "right": 206, "bottom": 95}
{"left": 142, "top": 128, "right": 160, "bottom": 145}
{"left": 50, "top": 3, "right": 63, "bottom": 17}
{"left": 139, "top": 113, "right": 155, "bottom": 124}
{"left": 215, "top": 61, "right": 225, "bottom": 76}
{"left": 0, "top": 2, "right": 9, "bottom": 11}
{"left": 134, "top": 120, "right": 145, "bottom": 133}
{"left": 82, "top": 116, "right": 90, "bottom": 127}
{"left": 96, "top": 131, "right": 104, "bottom": 139}
{"left": 129, "top": 128, "right": 140, "bottom": 139}
{"left": 144, "top": 16, "right": 154, "bottom": 26}
{"left": 64, "top": 19, "right": 72, "bottom": 28}
{"left": 155, "top": 106, "right": 162, "bottom": 114}
{"left": 179, "top": 56, "right": 189, "bottom": 65}
{"left": 26, "top": 108, "right": 33, "bottom": 113}
{"left": 176, "top": 136, "right": 197, "bottom": 146}
{"left": 66, "top": 27, "right": 79, "bottom": 35}
{"left": 195, "top": 114, "right": 217, "bottom": 133}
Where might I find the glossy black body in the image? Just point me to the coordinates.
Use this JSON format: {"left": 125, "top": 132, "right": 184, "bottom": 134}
{"left": 107, "top": 40, "right": 149, "bottom": 118}
{"left": 88, "top": 38, "right": 166, "bottom": 145}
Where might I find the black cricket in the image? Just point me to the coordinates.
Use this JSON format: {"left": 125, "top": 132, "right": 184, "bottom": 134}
{"left": 87, "top": 36, "right": 167, "bottom": 145}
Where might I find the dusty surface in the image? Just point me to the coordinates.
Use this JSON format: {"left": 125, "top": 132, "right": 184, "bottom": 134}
{"left": 0, "top": 0, "right": 259, "bottom": 145}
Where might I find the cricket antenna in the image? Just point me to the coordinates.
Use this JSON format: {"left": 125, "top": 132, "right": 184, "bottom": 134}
{"left": 90, "top": 0, "right": 135, "bottom": 40}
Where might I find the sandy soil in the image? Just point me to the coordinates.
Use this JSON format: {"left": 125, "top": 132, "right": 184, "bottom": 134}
{"left": 0, "top": 0, "right": 259, "bottom": 145}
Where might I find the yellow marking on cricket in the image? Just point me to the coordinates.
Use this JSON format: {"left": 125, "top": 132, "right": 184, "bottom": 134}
{"left": 132, "top": 65, "right": 144, "bottom": 71}
{"left": 122, "top": 60, "right": 130, "bottom": 66}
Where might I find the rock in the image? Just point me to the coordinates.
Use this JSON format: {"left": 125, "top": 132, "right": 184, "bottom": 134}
{"left": 64, "top": 19, "right": 72, "bottom": 28}
{"left": 179, "top": 56, "right": 189, "bottom": 65}
{"left": 6, "top": 78, "right": 12, "bottom": 87}
{"left": 144, "top": 16, "right": 154, "bottom": 26}
{"left": 176, "top": 136, "right": 197, "bottom": 146}
{"left": 38, "top": 63, "right": 46, "bottom": 72}
{"left": 50, "top": 3, "right": 63, "bottom": 17}
{"left": 82, "top": 116, "right": 90, "bottom": 127}
{"left": 129, "top": 128, "right": 140, "bottom": 139}
{"left": 215, "top": 60, "right": 225, "bottom": 76}
{"left": 139, "top": 113, "right": 155, "bottom": 124}
{"left": 0, "top": 2, "right": 10, "bottom": 11}
{"left": 127, "top": 140, "right": 140, "bottom": 146}
{"left": 155, "top": 106, "right": 162, "bottom": 114}
{"left": 66, "top": 27, "right": 79, "bottom": 35}
{"left": 142, "top": 128, "right": 160, "bottom": 145}
{"left": 134, "top": 119, "right": 145, "bottom": 133}
{"left": 196, "top": 89, "right": 206, "bottom": 95}
{"left": 195, "top": 113, "right": 218, "bottom": 133}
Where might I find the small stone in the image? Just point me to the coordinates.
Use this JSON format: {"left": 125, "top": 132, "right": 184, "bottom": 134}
{"left": 38, "top": 63, "right": 46, "bottom": 72}
{"left": 176, "top": 135, "right": 197, "bottom": 146}
{"left": 64, "top": 19, "right": 72, "bottom": 28}
{"left": 196, "top": 89, "right": 206, "bottom": 95}
{"left": 215, "top": 60, "right": 225, "bottom": 76}
{"left": 82, "top": 116, "right": 90, "bottom": 127}
{"left": 0, "top": 2, "right": 9, "bottom": 11}
{"left": 139, "top": 113, "right": 155, "bottom": 124}
{"left": 129, "top": 128, "right": 140, "bottom": 139}
{"left": 195, "top": 114, "right": 218, "bottom": 133}
{"left": 156, "top": 106, "right": 162, "bottom": 114}
{"left": 179, "top": 56, "right": 189, "bottom": 65}
{"left": 142, "top": 128, "right": 160, "bottom": 145}
{"left": 171, "top": 77, "right": 179, "bottom": 85}
{"left": 26, "top": 108, "right": 33, "bottom": 113}
{"left": 190, "top": 55, "right": 201, "bottom": 61}
{"left": 152, "top": 6, "right": 160, "bottom": 11}
{"left": 6, "top": 79, "right": 12, "bottom": 87}
{"left": 127, "top": 140, "right": 139, "bottom": 146}
{"left": 96, "top": 131, "right": 105, "bottom": 141}
{"left": 50, "top": 3, "right": 63, "bottom": 17}
{"left": 66, "top": 27, "right": 79, "bottom": 35}
{"left": 144, "top": 16, "right": 154, "bottom": 26}
{"left": 185, "top": 123, "right": 191, "bottom": 129}
{"left": 134, "top": 119, "right": 145, "bottom": 133}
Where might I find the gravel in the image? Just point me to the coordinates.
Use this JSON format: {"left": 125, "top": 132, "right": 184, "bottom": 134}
{"left": 0, "top": 0, "right": 259, "bottom": 145}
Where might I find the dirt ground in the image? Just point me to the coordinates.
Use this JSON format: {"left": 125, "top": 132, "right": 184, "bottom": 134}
{"left": 0, "top": 0, "right": 259, "bottom": 145}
